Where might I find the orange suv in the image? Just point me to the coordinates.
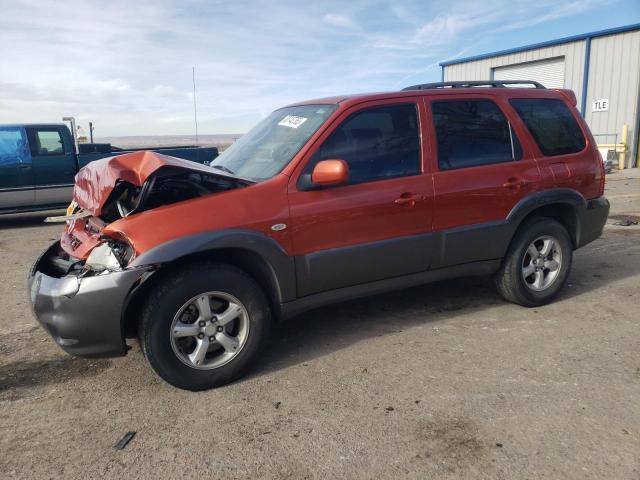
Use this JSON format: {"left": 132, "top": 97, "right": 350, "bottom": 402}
{"left": 29, "top": 81, "right": 609, "bottom": 390}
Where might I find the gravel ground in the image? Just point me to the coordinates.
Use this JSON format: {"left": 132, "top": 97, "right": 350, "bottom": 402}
{"left": 1, "top": 171, "right": 639, "bottom": 479}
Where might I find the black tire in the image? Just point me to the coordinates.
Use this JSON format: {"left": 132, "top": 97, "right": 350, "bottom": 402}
{"left": 493, "top": 217, "right": 573, "bottom": 307}
{"left": 139, "top": 262, "right": 271, "bottom": 390}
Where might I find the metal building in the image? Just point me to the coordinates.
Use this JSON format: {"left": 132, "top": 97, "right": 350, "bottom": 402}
{"left": 440, "top": 23, "right": 640, "bottom": 168}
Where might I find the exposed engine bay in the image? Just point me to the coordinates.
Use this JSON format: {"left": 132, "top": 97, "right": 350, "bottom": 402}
{"left": 100, "top": 166, "right": 249, "bottom": 222}
{"left": 53, "top": 151, "right": 255, "bottom": 264}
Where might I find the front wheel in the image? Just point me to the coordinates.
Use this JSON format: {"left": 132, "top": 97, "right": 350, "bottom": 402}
{"left": 139, "top": 262, "right": 271, "bottom": 390}
{"left": 494, "top": 217, "right": 573, "bottom": 307}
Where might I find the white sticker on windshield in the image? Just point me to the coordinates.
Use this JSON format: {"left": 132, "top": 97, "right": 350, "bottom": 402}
{"left": 278, "top": 115, "right": 307, "bottom": 129}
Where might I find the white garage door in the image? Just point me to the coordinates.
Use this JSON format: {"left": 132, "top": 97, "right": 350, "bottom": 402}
{"left": 493, "top": 57, "right": 565, "bottom": 88}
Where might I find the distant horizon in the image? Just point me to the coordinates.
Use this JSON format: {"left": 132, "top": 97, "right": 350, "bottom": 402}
{"left": 93, "top": 133, "right": 242, "bottom": 149}
{"left": 95, "top": 133, "right": 243, "bottom": 139}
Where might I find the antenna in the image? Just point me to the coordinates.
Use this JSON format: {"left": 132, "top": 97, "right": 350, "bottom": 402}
{"left": 192, "top": 66, "right": 199, "bottom": 145}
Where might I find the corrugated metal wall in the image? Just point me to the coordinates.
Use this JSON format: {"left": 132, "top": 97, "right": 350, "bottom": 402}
{"left": 585, "top": 29, "right": 640, "bottom": 163}
{"left": 443, "top": 41, "right": 586, "bottom": 103}
{"left": 443, "top": 31, "right": 640, "bottom": 165}
{"left": 493, "top": 57, "right": 566, "bottom": 88}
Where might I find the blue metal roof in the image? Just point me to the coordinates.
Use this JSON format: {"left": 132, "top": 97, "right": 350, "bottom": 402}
{"left": 440, "top": 23, "right": 640, "bottom": 67}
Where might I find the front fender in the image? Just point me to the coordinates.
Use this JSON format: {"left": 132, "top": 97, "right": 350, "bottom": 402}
{"left": 129, "top": 229, "right": 296, "bottom": 302}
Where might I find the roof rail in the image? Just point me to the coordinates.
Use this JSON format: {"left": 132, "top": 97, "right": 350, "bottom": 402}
{"left": 402, "top": 80, "right": 546, "bottom": 91}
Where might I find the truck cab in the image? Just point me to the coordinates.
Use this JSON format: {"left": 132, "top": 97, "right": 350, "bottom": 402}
{"left": 0, "top": 124, "right": 77, "bottom": 211}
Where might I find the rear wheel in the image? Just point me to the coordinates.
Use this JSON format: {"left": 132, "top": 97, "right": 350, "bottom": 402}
{"left": 494, "top": 217, "right": 572, "bottom": 307}
{"left": 139, "top": 262, "right": 271, "bottom": 390}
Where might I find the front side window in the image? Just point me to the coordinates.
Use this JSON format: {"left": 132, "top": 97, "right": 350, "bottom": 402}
{"left": 305, "top": 103, "right": 421, "bottom": 185}
{"left": 432, "top": 100, "right": 521, "bottom": 171}
{"left": 27, "top": 129, "right": 65, "bottom": 156}
{"left": 209, "top": 104, "right": 336, "bottom": 181}
{"left": 509, "top": 98, "right": 586, "bottom": 156}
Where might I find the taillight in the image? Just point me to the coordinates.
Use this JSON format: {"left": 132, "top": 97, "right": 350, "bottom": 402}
{"left": 595, "top": 150, "right": 605, "bottom": 197}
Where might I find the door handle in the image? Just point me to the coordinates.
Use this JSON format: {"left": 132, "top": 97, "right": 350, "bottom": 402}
{"left": 502, "top": 177, "right": 529, "bottom": 189}
{"left": 16, "top": 164, "right": 32, "bottom": 170}
{"left": 394, "top": 192, "right": 425, "bottom": 206}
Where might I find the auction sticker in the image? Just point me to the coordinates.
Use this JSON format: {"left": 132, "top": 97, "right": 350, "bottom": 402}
{"left": 278, "top": 115, "right": 307, "bottom": 129}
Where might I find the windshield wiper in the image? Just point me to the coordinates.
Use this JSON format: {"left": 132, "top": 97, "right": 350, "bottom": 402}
{"left": 211, "top": 164, "right": 235, "bottom": 175}
{"left": 209, "top": 164, "right": 257, "bottom": 184}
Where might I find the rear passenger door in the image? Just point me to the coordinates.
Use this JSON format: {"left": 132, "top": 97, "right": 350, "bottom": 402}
{"left": 26, "top": 127, "right": 77, "bottom": 206}
{"left": 509, "top": 98, "right": 591, "bottom": 193}
{"left": 425, "top": 95, "right": 541, "bottom": 268}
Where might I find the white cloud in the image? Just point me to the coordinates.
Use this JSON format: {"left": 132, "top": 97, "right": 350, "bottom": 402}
{"left": 323, "top": 13, "right": 358, "bottom": 29}
{"left": 413, "top": 15, "right": 467, "bottom": 45}
{"left": 97, "top": 79, "right": 131, "bottom": 93}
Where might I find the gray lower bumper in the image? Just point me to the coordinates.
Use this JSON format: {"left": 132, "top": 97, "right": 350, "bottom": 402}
{"left": 28, "top": 242, "right": 153, "bottom": 358}
{"left": 578, "top": 197, "right": 610, "bottom": 248}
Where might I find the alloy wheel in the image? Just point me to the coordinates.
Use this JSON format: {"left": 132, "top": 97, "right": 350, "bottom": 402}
{"left": 169, "top": 291, "right": 250, "bottom": 369}
{"left": 521, "top": 235, "right": 563, "bottom": 292}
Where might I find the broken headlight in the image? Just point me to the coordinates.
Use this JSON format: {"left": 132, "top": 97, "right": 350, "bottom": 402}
{"left": 84, "top": 240, "right": 134, "bottom": 273}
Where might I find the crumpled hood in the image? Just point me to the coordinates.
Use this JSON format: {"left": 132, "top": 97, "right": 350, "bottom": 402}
{"left": 73, "top": 150, "right": 220, "bottom": 216}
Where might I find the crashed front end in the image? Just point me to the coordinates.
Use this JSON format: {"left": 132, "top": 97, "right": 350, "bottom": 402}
{"left": 28, "top": 151, "right": 249, "bottom": 358}
{"left": 28, "top": 241, "right": 154, "bottom": 357}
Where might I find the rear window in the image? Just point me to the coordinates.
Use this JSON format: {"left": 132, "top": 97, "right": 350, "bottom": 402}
{"left": 26, "top": 128, "right": 65, "bottom": 156}
{"left": 509, "top": 98, "right": 586, "bottom": 156}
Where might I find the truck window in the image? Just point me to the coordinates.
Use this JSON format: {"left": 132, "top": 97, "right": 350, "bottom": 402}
{"left": 0, "top": 127, "right": 30, "bottom": 165}
{"left": 509, "top": 98, "right": 586, "bottom": 156}
{"left": 432, "top": 100, "right": 522, "bottom": 171}
{"left": 26, "top": 128, "right": 65, "bottom": 156}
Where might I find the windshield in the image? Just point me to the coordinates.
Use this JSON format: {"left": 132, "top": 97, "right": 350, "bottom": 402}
{"left": 210, "top": 104, "right": 337, "bottom": 181}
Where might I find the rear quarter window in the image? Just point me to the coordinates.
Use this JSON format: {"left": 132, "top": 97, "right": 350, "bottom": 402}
{"left": 509, "top": 98, "right": 586, "bottom": 156}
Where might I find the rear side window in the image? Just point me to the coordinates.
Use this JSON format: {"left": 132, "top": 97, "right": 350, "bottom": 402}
{"left": 307, "top": 103, "right": 420, "bottom": 185}
{"left": 432, "top": 100, "right": 522, "bottom": 171}
{"left": 509, "top": 98, "right": 586, "bottom": 156}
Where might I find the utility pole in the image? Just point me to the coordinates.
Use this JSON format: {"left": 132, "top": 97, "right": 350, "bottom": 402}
{"left": 192, "top": 66, "right": 199, "bottom": 145}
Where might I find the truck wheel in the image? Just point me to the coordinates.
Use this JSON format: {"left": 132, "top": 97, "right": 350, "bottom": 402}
{"left": 139, "top": 262, "right": 271, "bottom": 390}
{"left": 493, "top": 217, "right": 572, "bottom": 307}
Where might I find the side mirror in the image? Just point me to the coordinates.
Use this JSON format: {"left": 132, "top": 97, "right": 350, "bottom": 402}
{"left": 311, "top": 159, "right": 349, "bottom": 187}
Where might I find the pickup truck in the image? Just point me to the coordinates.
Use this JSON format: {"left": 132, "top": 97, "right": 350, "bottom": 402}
{"left": 0, "top": 123, "right": 218, "bottom": 214}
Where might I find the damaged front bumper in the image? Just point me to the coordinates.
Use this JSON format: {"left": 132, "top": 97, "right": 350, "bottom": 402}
{"left": 28, "top": 242, "right": 153, "bottom": 358}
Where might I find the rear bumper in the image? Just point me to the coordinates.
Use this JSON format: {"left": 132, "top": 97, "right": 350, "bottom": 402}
{"left": 28, "top": 242, "right": 152, "bottom": 358}
{"left": 578, "top": 197, "right": 610, "bottom": 248}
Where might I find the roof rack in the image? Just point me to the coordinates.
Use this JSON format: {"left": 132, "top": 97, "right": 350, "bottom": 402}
{"left": 402, "top": 80, "right": 546, "bottom": 91}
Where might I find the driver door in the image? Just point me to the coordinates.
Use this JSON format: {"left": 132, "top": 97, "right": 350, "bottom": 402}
{"left": 0, "top": 126, "right": 34, "bottom": 209}
{"left": 287, "top": 99, "right": 434, "bottom": 297}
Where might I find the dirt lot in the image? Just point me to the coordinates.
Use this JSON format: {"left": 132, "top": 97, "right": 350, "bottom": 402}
{"left": 1, "top": 171, "right": 639, "bottom": 480}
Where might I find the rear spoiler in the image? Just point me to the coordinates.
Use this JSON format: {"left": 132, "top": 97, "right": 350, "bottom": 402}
{"left": 553, "top": 89, "right": 577, "bottom": 107}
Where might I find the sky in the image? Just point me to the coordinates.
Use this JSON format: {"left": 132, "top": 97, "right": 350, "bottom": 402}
{"left": 0, "top": 0, "right": 639, "bottom": 136}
